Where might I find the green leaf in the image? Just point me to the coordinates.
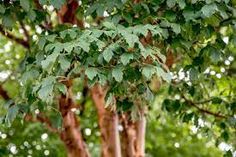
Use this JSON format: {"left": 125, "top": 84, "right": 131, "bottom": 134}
{"left": 39, "top": 0, "right": 47, "bottom": 5}
{"left": 112, "top": 67, "right": 123, "bottom": 82}
{"left": 28, "top": 9, "right": 36, "bottom": 21}
{"left": 142, "top": 66, "right": 155, "bottom": 79}
{"left": 49, "top": 0, "right": 66, "bottom": 9}
{"left": 120, "top": 53, "right": 133, "bottom": 65}
{"left": 189, "top": 68, "right": 198, "bottom": 81}
{"left": 20, "top": 0, "right": 30, "bottom": 11}
{"left": 5, "top": 105, "right": 19, "bottom": 126}
{"left": 77, "top": 40, "right": 90, "bottom": 52}
{"left": 59, "top": 56, "right": 71, "bottom": 71}
{"left": 50, "top": 113, "right": 63, "bottom": 129}
{"left": 156, "top": 67, "right": 172, "bottom": 83}
{"left": 103, "top": 21, "right": 116, "bottom": 30}
{"left": 38, "top": 76, "right": 56, "bottom": 102}
{"left": 120, "top": 29, "right": 139, "bottom": 48}
{"left": 41, "top": 52, "right": 60, "bottom": 69}
{"left": 177, "top": 0, "right": 186, "bottom": 9}
{"left": 102, "top": 43, "right": 118, "bottom": 62}
{"left": 56, "top": 83, "right": 67, "bottom": 95}
{"left": 103, "top": 47, "right": 114, "bottom": 62}
{"left": 0, "top": 4, "right": 6, "bottom": 14}
{"left": 201, "top": 3, "right": 218, "bottom": 17}
{"left": 2, "top": 15, "right": 14, "bottom": 28}
{"left": 60, "top": 29, "right": 77, "bottom": 39}
{"left": 171, "top": 23, "right": 181, "bottom": 34}
{"left": 46, "top": 34, "right": 57, "bottom": 42}
{"left": 167, "top": 0, "right": 176, "bottom": 8}
{"left": 85, "top": 67, "right": 98, "bottom": 80}
{"left": 38, "top": 37, "right": 46, "bottom": 50}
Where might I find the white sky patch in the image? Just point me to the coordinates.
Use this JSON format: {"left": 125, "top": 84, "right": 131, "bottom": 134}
{"left": 36, "top": 145, "right": 41, "bottom": 150}
{"left": 174, "top": 142, "right": 180, "bottom": 148}
{"left": 118, "top": 125, "right": 123, "bottom": 132}
{"left": 19, "top": 28, "right": 24, "bottom": 34}
{"left": 84, "top": 22, "right": 90, "bottom": 28}
{"left": 190, "top": 125, "right": 198, "bottom": 134}
{"left": 103, "top": 11, "right": 109, "bottom": 17}
{"left": 0, "top": 71, "right": 11, "bottom": 82}
{"left": 71, "top": 108, "right": 77, "bottom": 112}
{"left": 9, "top": 145, "right": 17, "bottom": 154}
{"left": 198, "top": 118, "right": 205, "bottom": 127}
{"left": 5, "top": 60, "right": 11, "bottom": 65}
{"left": 23, "top": 141, "right": 29, "bottom": 147}
{"left": 35, "top": 26, "right": 42, "bottom": 34}
{"left": 32, "top": 35, "right": 38, "bottom": 41}
{"left": 1, "top": 133, "right": 7, "bottom": 139}
{"left": 75, "top": 92, "right": 82, "bottom": 100}
{"left": 218, "top": 142, "right": 232, "bottom": 151}
{"left": 220, "top": 67, "right": 226, "bottom": 73}
{"left": 174, "top": 95, "right": 180, "bottom": 100}
{"left": 35, "top": 109, "right": 40, "bottom": 114}
{"left": 228, "top": 56, "right": 234, "bottom": 62}
{"left": 85, "top": 128, "right": 91, "bottom": 136}
{"left": 216, "top": 73, "right": 222, "bottom": 79}
{"left": 15, "top": 54, "right": 21, "bottom": 59}
{"left": 44, "top": 150, "right": 50, "bottom": 156}
{"left": 210, "top": 71, "right": 216, "bottom": 76}
{"left": 47, "top": 5, "right": 54, "bottom": 12}
{"left": 41, "top": 133, "right": 48, "bottom": 141}
{"left": 222, "top": 36, "right": 229, "bottom": 44}
{"left": 25, "top": 25, "right": 31, "bottom": 31}
{"left": 224, "top": 60, "right": 230, "bottom": 65}
{"left": 178, "top": 68, "right": 185, "bottom": 80}
{"left": 204, "top": 68, "right": 210, "bottom": 74}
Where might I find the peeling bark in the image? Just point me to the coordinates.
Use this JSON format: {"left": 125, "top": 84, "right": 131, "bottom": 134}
{"left": 59, "top": 80, "right": 90, "bottom": 157}
{"left": 58, "top": 0, "right": 84, "bottom": 27}
{"left": 91, "top": 84, "right": 121, "bottom": 157}
{"left": 120, "top": 112, "right": 146, "bottom": 157}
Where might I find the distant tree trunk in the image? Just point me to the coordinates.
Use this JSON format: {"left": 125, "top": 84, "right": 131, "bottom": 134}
{"left": 59, "top": 80, "right": 90, "bottom": 157}
{"left": 120, "top": 111, "right": 146, "bottom": 157}
{"left": 91, "top": 84, "right": 121, "bottom": 157}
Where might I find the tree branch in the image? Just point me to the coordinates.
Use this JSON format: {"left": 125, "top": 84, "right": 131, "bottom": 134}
{"left": 0, "top": 25, "right": 29, "bottom": 49}
{"left": 181, "top": 94, "right": 228, "bottom": 119}
{"left": 24, "top": 113, "right": 59, "bottom": 133}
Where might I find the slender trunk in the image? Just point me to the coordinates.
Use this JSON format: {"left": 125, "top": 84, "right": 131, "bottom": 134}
{"left": 135, "top": 112, "right": 146, "bottom": 157}
{"left": 91, "top": 84, "right": 121, "bottom": 157}
{"left": 120, "top": 114, "right": 137, "bottom": 157}
{"left": 59, "top": 80, "right": 90, "bottom": 157}
{"left": 120, "top": 111, "right": 146, "bottom": 157}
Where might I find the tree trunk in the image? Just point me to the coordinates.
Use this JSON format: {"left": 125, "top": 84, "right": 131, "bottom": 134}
{"left": 59, "top": 80, "right": 90, "bottom": 157}
{"left": 120, "top": 112, "right": 146, "bottom": 157}
{"left": 91, "top": 84, "right": 121, "bottom": 157}
{"left": 135, "top": 112, "right": 146, "bottom": 157}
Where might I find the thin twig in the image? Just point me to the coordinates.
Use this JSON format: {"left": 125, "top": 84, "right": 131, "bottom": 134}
{"left": 181, "top": 93, "right": 228, "bottom": 119}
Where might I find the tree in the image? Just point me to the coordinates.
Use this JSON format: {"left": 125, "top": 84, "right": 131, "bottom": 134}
{"left": 0, "top": 0, "right": 236, "bottom": 156}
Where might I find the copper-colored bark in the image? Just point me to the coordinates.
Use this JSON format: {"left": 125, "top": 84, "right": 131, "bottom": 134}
{"left": 91, "top": 84, "right": 121, "bottom": 157}
{"left": 59, "top": 80, "right": 90, "bottom": 157}
{"left": 120, "top": 112, "right": 146, "bottom": 157}
{"left": 58, "top": 0, "right": 84, "bottom": 28}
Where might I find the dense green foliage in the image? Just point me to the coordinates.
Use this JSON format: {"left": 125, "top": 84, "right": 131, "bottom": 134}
{"left": 0, "top": 0, "right": 236, "bottom": 156}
